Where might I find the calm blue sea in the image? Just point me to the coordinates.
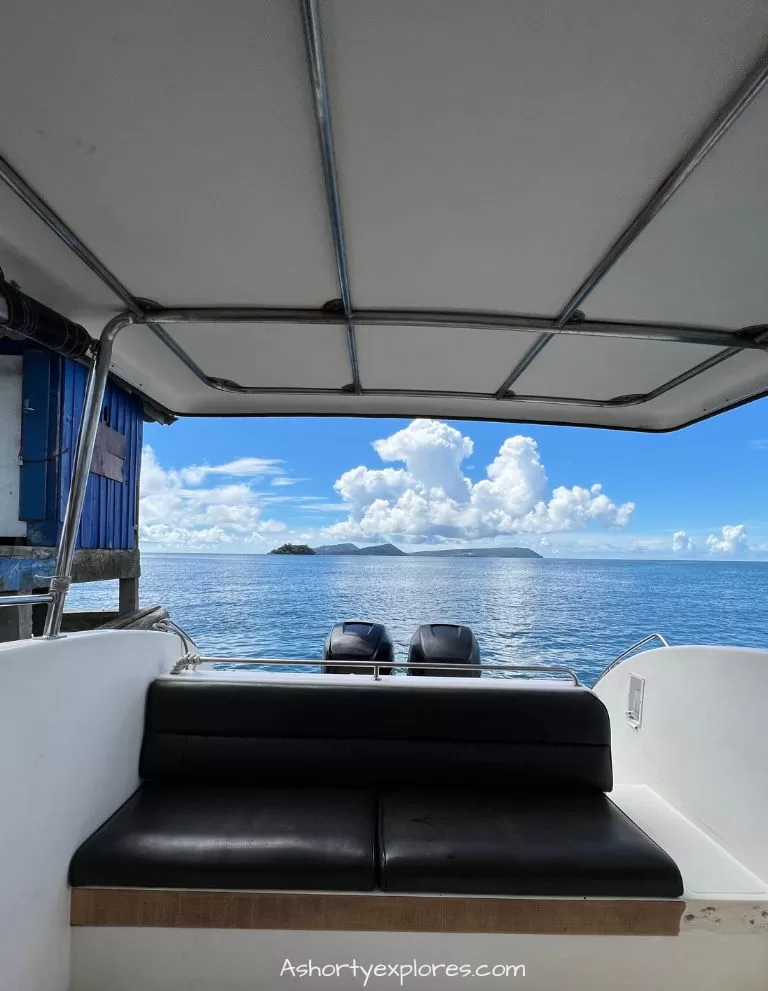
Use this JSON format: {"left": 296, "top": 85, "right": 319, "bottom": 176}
{"left": 64, "top": 554, "right": 768, "bottom": 685}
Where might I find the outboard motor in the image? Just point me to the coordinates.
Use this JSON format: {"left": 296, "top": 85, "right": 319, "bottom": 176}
{"left": 322, "top": 621, "right": 394, "bottom": 675}
{"left": 407, "top": 623, "right": 481, "bottom": 677}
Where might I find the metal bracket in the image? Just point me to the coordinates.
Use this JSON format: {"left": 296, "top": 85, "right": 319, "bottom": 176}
{"left": 626, "top": 672, "right": 646, "bottom": 730}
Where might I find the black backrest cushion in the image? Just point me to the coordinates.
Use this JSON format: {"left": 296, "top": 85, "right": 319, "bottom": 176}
{"left": 140, "top": 680, "right": 612, "bottom": 791}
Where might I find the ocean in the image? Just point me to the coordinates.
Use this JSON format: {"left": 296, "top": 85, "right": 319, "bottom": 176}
{"left": 65, "top": 554, "right": 768, "bottom": 685}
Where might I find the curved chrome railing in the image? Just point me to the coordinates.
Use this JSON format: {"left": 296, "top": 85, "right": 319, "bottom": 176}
{"left": 179, "top": 656, "right": 581, "bottom": 685}
{"left": 593, "top": 632, "right": 670, "bottom": 685}
{"left": 153, "top": 618, "right": 202, "bottom": 673}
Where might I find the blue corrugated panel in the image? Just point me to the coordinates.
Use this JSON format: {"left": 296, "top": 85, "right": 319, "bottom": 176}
{"left": 58, "top": 360, "right": 143, "bottom": 550}
{"left": 20, "top": 350, "right": 143, "bottom": 549}
{"left": 19, "top": 351, "right": 58, "bottom": 532}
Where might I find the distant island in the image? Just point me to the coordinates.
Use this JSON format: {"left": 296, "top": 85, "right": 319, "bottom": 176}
{"left": 269, "top": 543, "right": 316, "bottom": 555}
{"left": 312, "top": 542, "right": 541, "bottom": 559}
{"left": 409, "top": 546, "right": 542, "bottom": 559}
{"left": 314, "top": 542, "right": 406, "bottom": 557}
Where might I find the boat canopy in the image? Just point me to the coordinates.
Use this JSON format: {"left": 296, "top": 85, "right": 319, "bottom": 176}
{"left": 1, "top": 0, "right": 767, "bottom": 430}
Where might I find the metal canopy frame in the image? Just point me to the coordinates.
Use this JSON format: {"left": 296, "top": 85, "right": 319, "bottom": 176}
{"left": 494, "top": 43, "right": 768, "bottom": 398}
{"left": 0, "top": 6, "right": 768, "bottom": 635}
{"left": 301, "top": 0, "right": 361, "bottom": 393}
{"left": 97, "top": 306, "right": 768, "bottom": 408}
{"left": 0, "top": 27, "right": 765, "bottom": 410}
{"left": 6, "top": 129, "right": 768, "bottom": 407}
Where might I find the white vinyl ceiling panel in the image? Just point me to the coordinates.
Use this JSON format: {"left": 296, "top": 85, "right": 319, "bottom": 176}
{"left": 161, "top": 323, "right": 354, "bottom": 390}
{"left": 0, "top": 182, "right": 120, "bottom": 324}
{"left": 585, "top": 94, "right": 768, "bottom": 329}
{"left": 0, "top": 0, "right": 338, "bottom": 306}
{"left": 325, "top": 0, "right": 768, "bottom": 314}
{"left": 109, "top": 323, "right": 208, "bottom": 411}
{"left": 134, "top": 342, "right": 768, "bottom": 428}
{"left": 356, "top": 326, "right": 535, "bottom": 392}
{"left": 639, "top": 347, "right": 768, "bottom": 427}
{"left": 1, "top": 0, "right": 767, "bottom": 430}
{"left": 509, "top": 336, "right": 725, "bottom": 401}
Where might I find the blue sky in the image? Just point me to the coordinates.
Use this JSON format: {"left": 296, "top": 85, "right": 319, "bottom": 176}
{"left": 140, "top": 396, "right": 768, "bottom": 558}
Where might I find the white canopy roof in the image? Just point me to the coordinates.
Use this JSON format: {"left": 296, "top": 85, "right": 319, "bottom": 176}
{"left": 1, "top": 0, "right": 767, "bottom": 429}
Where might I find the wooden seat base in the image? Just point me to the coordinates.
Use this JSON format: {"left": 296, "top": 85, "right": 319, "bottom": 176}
{"left": 70, "top": 888, "right": 683, "bottom": 937}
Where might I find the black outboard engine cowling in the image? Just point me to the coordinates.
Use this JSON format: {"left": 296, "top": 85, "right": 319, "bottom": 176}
{"left": 322, "top": 621, "right": 394, "bottom": 675}
{"left": 407, "top": 623, "right": 480, "bottom": 677}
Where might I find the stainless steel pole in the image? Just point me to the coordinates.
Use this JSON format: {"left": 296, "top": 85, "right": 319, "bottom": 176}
{"left": 42, "top": 313, "right": 134, "bottom": 638}
{"left": 301, "top": 0, "right": 361, "bottom": 393}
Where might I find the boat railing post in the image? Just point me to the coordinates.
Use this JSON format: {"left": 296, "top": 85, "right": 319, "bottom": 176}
{"left": 42, "top": 312, "right": 135, "bottom": 639}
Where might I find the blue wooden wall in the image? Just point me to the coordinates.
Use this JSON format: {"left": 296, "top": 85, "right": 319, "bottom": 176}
{"left": 18, "top": 350, "right": 143, "bottom": 549}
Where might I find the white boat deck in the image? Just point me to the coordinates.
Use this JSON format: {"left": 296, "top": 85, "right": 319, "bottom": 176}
{"left": 611, "top": 783, "right": 767, "bottom": 920}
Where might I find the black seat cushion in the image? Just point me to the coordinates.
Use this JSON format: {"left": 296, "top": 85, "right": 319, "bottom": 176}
{"left": 69, "top": 784, "right": 375, "bottom": 891}
{"left": 140, "top": 679, "right": 612, "bottom": 791}
{"left": 379, "top": 791, "right": 683, "bottom": 898}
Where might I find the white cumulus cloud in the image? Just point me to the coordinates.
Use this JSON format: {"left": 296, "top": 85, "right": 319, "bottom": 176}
{"left": 672, "top": 530, "right": 695, "bottom": 554}
{"left": 139, "top": 446, "right": 286, "bottom": 550}
{"left": 706, "top": 524, "right": 748, "bottom": 556}
{"left": 141, "top": 523, "right": 233, "bottom": 547}
{"left": 323, "top": 420, "right": 635, "bottom": 542}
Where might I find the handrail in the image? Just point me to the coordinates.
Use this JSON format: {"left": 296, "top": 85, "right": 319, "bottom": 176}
{"left": 593, "top": 632, "right": 670, "bottom": 684}
{"left": 184, "top": 656, "right": 581, "bottom": 685}
{"left": 0, "top": 593, "right": 54, "bottom": 609}
{"left": 153, "top": 617, "right": 202, "bottom": 674}
{"left": 153, "top": 617, "right": 200, "bottom": 656}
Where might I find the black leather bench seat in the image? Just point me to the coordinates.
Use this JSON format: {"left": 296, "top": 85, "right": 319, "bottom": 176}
{"left": 379, "top": 791, "right": 683, "bottom": 897}
{"left": 69, "top": 784, "right": 376, "bottom": 891}
{"left": 69, "top": 678, "right": 684, "bottom": 899}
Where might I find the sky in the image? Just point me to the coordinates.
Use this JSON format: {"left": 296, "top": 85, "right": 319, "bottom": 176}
{"left": 139, "top": 396, "right": 768, "bottom": 559}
